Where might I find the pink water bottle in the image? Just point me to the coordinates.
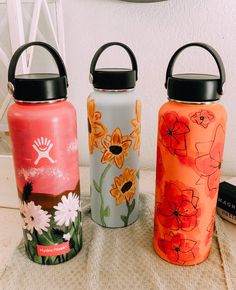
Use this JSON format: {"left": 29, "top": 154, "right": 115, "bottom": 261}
{"left": 7, "top": 42, "right": 82, "bottom": 265}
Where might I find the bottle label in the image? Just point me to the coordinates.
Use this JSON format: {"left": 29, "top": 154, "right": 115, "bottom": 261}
{"left": 37, "top": 242, "right": 70, "bottom": 256}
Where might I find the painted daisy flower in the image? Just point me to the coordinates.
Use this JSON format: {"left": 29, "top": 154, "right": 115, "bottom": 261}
{"left": 54, "top": 193, "right": 81, "bottom": 226}
{"left": 20, "top": 200, "right": 28, "bottom": 217}
{"left": 63, "top": 233, "right": 71, "bottom": 241}
{"left": 20, "top": 201, "right": 51, "bottom": 235}
{"left": 27, "top": 233, "right": 33, "bottom": 241}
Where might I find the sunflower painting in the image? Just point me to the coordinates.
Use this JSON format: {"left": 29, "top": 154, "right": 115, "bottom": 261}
{"left": 101, "top": 128, "right": 132, "bottom": 168}
{"left": 110, "top": 167, "right": 136, "bottom": 205}
{"left": 87, "top": 98, "right": 107, "bottom": 154}
{"left": 110, "top": 167, "right": 137, "bottom": 226}
{"left": 89, "top": 97, "right": 140, "bottom": 228}
{"left": 130, "top": 100, "right": 141, "bottom": 155}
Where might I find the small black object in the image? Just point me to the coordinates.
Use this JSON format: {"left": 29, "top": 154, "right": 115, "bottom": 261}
{"left": 165, "top": 42, "right": 226, "bottom": 102}
{"left": 90, "top": 42, "right": 138, "bottom": 90}
{"left": 8, "top": 41, "right": 68, "bottom": 102}
{"left": 218, "top": 182, "right": 236, "bottom": 215}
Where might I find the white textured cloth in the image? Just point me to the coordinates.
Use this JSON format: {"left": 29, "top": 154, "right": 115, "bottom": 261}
{"left": 0, "top": 194, "right": 235, "bottom": 290}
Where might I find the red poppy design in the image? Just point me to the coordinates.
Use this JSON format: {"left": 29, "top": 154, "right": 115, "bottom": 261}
{"left": 189, "top": 110, "right": 215, "bottom": 128}
{"left": 158, "top": 232, "right": 197, "bottom": 265}
{"left": 159, "top": 112, "right": 190, "bottom": 157}
{"left": 157, "top": 183, "right": 199, "bottom": 231}
{"left": 195, "top": 125, "right": 225, "bottom": 199}
{"left": 205, "top": 210, "right": 215, "bottom": 245}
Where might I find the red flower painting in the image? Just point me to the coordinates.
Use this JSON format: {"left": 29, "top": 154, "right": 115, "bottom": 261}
{"left": 158, "top": 232, "right": 197, "bottom": 265}
{"left": 189, "top": 110, "right": 215, "bottom": 128}
{"left": 157, "top": 183, "right": 199, "bottom": 231}
{"left": 159, "top": 112, "right": 190, "bottom": 157}
{"left": 195, "top": 125, "right": 225, "bottom": 199}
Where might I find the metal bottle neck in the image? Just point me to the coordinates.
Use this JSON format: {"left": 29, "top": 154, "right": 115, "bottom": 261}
{"left": 94, "top": 88, "right": 135, "bottom": 93}
{"left": 14, "top": 97, "right": 67, "bottom": 104}
{"left": 168, "top": 98, "right": 220, "bottom": 105}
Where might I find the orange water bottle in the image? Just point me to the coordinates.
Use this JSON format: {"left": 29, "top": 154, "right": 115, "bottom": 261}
{"left": 154, "top": 43, "right": 227, "bottom": 265}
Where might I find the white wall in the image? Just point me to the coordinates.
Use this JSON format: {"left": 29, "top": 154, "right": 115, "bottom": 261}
{"left": 62, "top": 0, "right": 236, "bottom": 175}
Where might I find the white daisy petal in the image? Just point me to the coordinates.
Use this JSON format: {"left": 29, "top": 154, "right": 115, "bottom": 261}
{"left": 63, "top": 233, "right": 71, "bottom": 241}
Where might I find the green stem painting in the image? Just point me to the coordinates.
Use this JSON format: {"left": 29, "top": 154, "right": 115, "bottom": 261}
{"left": 93, "top": 163, "right": 112, "bottom": 226}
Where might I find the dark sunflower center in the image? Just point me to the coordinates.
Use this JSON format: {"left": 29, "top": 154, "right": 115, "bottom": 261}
{"left": 175, "top": 247, "right": 180, "bottom": 252}
{"left": 88, "top": 119, "right": 92, "bottom": 133}
{"left": 200, "top": 116, "right": 205, "bottom": 120}
{"left": 109, "top": 145, "right": 123, "bottom": 155}
{"left": 30, "top": 216, "right": 34, "bottom": 221}
{"left": 168, "top": 130, "right": 173, "bottom": 136}
{"left": 173, "top": 210, "right": 179, "bottom": 216}
{"left": 121, "top": 181, "right": 133, "bottom": 193}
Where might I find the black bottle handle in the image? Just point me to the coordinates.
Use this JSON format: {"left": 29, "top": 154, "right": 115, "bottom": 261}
{"left": 165, "top": 42, "right": 225, "bottom": 95}
{"left": 8, "top": 41, "right": 68, "bottom": 87}
{"left": 90, "top": 42, "right": 138, "bottom": 81}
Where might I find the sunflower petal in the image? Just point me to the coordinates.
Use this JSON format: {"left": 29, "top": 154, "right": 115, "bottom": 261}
{"left": 101, "top": 151, "right": 113, "bottom": 164}
{"left": 112, "top": 128, "right": 122, "bottom": 144}
{"left": 115, "top": 154, "right": 124, "bottom": 168}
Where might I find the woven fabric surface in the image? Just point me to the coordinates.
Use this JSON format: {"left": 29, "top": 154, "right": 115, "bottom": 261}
{"left": 1, "top": 193, "right": 235, "bottom": 290}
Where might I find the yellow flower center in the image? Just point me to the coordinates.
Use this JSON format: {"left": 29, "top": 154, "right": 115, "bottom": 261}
{"left": 109, "top": 145, "right": 123, "bottom": 155}
{"left": 121, "top": 181, "right": 133, "bottom": 193}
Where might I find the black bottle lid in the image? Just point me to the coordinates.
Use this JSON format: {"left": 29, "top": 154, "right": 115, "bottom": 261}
{"left": 165, "top": 43, "right": 226, "bottom": 102}
{"left": 8, "top": 41, "right": 68, "bottom": 102}
{"left": 90, "top": 42, "right": 138, "bottom": 90}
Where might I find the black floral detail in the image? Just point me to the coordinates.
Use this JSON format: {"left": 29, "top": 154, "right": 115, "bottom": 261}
{"left": 22, "top": 182, "right": 33, "bottom": 202}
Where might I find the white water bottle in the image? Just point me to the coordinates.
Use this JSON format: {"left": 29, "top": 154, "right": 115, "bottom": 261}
{"left": 87, "top": 42, "right": 141, "bottom": 228}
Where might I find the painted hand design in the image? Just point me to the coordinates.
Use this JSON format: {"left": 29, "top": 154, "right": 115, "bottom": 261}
{"left": 32, "top": 137, "right": 55, "bottom": 165}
